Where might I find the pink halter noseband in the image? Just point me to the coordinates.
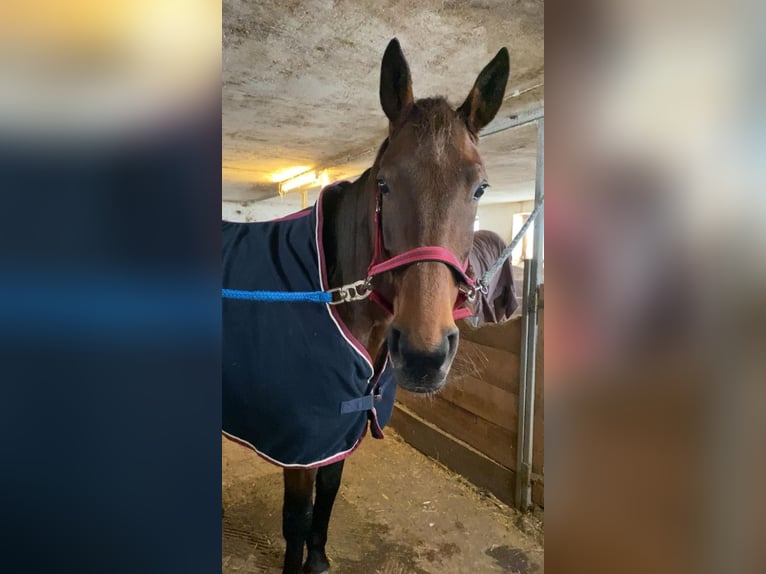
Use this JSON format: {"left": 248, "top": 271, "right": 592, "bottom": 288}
{"left": 363, "top": 190, "right": 475, "bottom": 320}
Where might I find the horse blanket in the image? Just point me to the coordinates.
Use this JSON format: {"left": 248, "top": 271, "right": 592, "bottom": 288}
{"left": 222, "top": 194, "right": 396, "bottom": 468}
{"left": 467, "top": 230, "right": 518, "bottom": 325}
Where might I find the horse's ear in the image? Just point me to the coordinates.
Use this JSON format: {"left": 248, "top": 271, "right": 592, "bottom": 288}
{"left": 380, "top": 38, "right": 414, "bottom": 124}
{"left": 458, "top": 48, "right": 510, "bottom": 134}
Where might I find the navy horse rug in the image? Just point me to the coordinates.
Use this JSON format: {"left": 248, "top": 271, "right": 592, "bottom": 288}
{"left": 222, "top": 193, "right": 396, "bottom": 468}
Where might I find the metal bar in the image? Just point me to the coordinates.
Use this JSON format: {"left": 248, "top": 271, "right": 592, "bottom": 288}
{"left": 481, "top": 105, "right": 544, "bottom": 138}
{"left": 532, "top": 118, "right": 545, "bottom": 279}
{"left": 514, "top": 118, "right": 544, "bottom": 510}
{"left": 515, "top": 257, "right": 534, "bottom": 509}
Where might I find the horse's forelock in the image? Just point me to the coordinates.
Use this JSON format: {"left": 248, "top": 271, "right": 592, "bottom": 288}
{"left": 410, "top": 98, "right": 461, "bottom": 158}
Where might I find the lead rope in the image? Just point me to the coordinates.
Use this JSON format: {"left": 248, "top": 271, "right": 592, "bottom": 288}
{"left": 472, "top": 196, "right": 544, "bottom": 297}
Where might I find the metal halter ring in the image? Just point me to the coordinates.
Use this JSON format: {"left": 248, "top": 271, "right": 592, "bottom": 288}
{"left": 328, "top": 278, "right": 373, "bottom": 305}
{"left": 460, "top": 279, "right": 489, "bottom": 304}
{"left": 458, "top": 284, "right": 476, "bottom": 304}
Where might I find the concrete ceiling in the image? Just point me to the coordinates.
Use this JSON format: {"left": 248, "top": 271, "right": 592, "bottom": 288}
{"left": 222, "top": 0, "right": 544, "bottom": 216}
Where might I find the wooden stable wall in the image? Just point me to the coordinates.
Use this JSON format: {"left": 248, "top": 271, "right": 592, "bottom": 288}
{"left": 390, "top": 287, "right": 544, "bottom": 508}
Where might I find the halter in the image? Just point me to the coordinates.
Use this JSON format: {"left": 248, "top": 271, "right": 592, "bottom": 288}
{"left": 330, "top": 189, "right": 475, "bottom": 320}
{"left": 223, "top": 182, "right": 543, "bottom": 316}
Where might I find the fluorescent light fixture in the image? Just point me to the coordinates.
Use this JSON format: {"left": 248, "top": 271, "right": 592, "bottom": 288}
{"left": 280, "top": 171, "right": 316, "bottom": 193}
{"left": 279, "top": 169, "right": 330, "bottom": 196}
{"left": 270, "top": 166, "right": 312, "bottom": 183}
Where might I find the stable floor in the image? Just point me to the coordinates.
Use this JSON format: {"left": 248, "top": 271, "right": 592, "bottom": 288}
{"left": 222, "top": 429, "right": 543, "bottom": 574}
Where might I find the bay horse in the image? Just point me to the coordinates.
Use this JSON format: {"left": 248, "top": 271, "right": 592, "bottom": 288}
{"left": 223, "top": 39, "right": 509, "bottom": 574}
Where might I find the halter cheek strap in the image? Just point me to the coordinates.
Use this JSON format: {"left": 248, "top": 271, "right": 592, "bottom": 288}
{"left": 366, "top": 191, "right": 475, "bottom": 320}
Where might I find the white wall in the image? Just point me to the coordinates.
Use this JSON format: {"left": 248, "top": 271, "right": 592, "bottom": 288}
{"left": 476, "top": 200, "right": 535, "bottom": 243}
{"left": 222, "top": 201, "right": 259, "bottom": 222}
{"left": 222, "top": 190, "right": 318, "bottom": 222}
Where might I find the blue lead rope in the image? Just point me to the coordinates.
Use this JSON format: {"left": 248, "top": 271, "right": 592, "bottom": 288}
{"left": 222, "top": 288, "right": 332, "bottom": 304}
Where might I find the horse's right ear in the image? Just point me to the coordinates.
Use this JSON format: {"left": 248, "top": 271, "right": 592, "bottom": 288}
{"left": 380, "top": 38, "right": 414, "bottom": 125}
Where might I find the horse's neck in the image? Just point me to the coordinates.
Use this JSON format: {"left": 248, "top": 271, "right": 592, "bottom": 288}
{"left": 323, "top": 177, "right": 392, "bottom": 365}
{"left": 324, "top": 178, "right": 373, "bottom": 286}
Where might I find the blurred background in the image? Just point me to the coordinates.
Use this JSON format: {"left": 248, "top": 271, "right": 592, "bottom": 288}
{"left": 546, "top": 0, "right": 765, "bottom": 573}
{"left": 0, "top": 2, "right": 222, "bottom": 572}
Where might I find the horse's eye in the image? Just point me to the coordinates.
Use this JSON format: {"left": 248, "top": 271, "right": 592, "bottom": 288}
{"left": 376, "top": 178, "right": 390, "bottom": 195}
{"left": 473, "top": 182, "right": 489, "bottom": 201}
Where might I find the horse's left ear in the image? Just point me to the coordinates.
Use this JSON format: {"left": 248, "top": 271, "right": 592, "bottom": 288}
{"left": 458, "top": 48, "right": 510, "bottom": 134}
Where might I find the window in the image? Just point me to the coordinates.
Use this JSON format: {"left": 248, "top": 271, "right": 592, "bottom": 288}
{"left": 512, "top": 212, "right": 535, "bottom": 263}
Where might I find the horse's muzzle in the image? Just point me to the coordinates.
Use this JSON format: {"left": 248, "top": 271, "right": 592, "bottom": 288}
{"left": 387, "top": 325, "right": 459, "bottom": 393}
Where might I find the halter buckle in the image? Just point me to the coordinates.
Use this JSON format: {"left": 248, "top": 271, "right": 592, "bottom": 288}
{"left": 460, "top": 280, "right": 488, "bottom": 304}
{"left": 328, "top": 278, "right": 373, "bottom": 305}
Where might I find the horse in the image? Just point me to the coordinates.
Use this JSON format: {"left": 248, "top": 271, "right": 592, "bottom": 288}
{"left": 222, "top": 38, "right": 510, "bottom": 574}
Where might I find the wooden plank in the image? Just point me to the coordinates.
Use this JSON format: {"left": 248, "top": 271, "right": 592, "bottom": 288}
{"left": 438, "top": 374, "right": 518, "bottom": 431}
{"left": 390, "top": 404, "right": 517, "bottom": 507}
{"left": 457, "top": 316, "right": 522, "bottom": 351}
{"left": 397, "top": 393, "right": 516, "bottom": 469}
{"left": 451, "top": 339, "right": 520, "bottom": 393}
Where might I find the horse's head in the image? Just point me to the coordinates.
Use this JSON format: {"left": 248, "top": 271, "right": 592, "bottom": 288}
{"left": 373, "top": 39, "right": 509, "bottom": 393}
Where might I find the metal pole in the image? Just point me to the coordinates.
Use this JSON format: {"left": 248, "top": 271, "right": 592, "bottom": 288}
{"left": 516, "top": 258, "right": 534, "bottom": 508}
{"left": 481, "top": 105, "right": 544, "bottom": 138}
{"left": 515, "top": 118, "right": 544, "bottom": 510}
{"left": 532, "top": 118, "right": 544, "bottom": 287}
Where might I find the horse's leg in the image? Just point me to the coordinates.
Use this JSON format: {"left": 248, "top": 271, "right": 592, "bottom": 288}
{"left": 282, "top": 468, "right": 317, "bottom": 574}
{"left": 304, "top": 459, "right": 345, "bottom": 573}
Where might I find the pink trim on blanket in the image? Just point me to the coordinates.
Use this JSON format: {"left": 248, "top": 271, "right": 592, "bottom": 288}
{"left": 269, "top": 206, "right": 313, "bottom": 223}
{"left": 222, "top": 428, "right": 366, "bottom": 469}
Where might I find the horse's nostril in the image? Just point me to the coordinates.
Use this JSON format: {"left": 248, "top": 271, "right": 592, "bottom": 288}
{"left": 387, "top": 326, "right": 458, "bottom": 392}
{"left": 389, "top": 325, "right": 402, "bottom": 357}
{"left": 446, "top": 329, "right": 459, "bottom": 358}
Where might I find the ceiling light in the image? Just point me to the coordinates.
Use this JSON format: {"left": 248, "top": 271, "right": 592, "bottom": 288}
{"left": 270, "top": 166, "right": 312, "bottom": 183}
{"left": 278, "top": 169, "right": 330, "bottom": 196}
{"left": 280, "top": 171, "right": 317, "bottom": 194}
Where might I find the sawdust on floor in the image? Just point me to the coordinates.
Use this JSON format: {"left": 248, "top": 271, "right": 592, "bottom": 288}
{"left": 222, "top": 428, "right": 543, "bottom": 573}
